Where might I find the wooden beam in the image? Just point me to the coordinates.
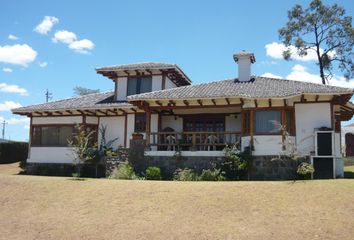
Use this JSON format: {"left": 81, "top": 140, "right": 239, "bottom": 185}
{"left": 66, "top": 110, "right": 73, "bottom": 115}
{"left": 130, "top": 108, "right": 137, "bottom": 113}
{"left": 315, "top": 95, "right": 319, "bottom": 102}
{"left": 145, "top": 69, "right": 153, "bottom": 75}
{"left": 268, "top": 99, "right": 272, "bottom": 107}
{"left": 168, "top": 100, "right": 176, "bottom": 107}
{"left": 183, "top": 100, "right": 189, "bottom": 106}
{"left": 301, "top": 95, "right": 306, "bottom": 102}
{"left": 211, "top": 99, "right": 217, "bottom": 106}
{"left": 250, "top": 109, "right": 255, "bottom": 148}
{"left": 107, "top": 109, "right": 118, "bottom": 116}
{"left": 197, "top": 99, "right": 203, "bottom": 106}
{"left": 124, "top": 70, "right": 130, "bottom": 76}
{"left": 119, "top": 108, "right": 127, "bottom": 114}
{"left": 283, "top": 99, "right": 287, "bottom": 107}
{"left": 54, "top": 111, "right": 63, "bottom": 115}
{"left": 240, "top": 98, "right": 244, "bottom": 106}
{"left": 225, "top": 98, "right": 230, "bottom": 105}
{"left": 155, "top": 100, "right": 163, "bottom": 106}
{"left": 254, "top": 99, "right": 258, "bottom": 108}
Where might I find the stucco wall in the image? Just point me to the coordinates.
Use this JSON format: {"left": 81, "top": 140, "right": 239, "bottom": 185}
{"left": 32, "top": 116, "right": 82, "bottom": 125}
{"left": 161, "top": 116, "right": 183, "bottom": 132}
{"left": 116, "top": 77, "right": 127, "bottom": 101}
{"left": 165, "top": 77, "right": 177, "bottom": 89}
{"left": 126, "top": 114, "right": 135, "bottom": 148}
{"left": 99, "top": 116, "right": 126, "bottom": 149}
{"left": 295, "top": 103, "right": 332, "bottom": 155}
{"left": 241, "top": 136, "right": 295, "bottom": 156}
{"left": 29, "top": 147, "right": 73, "bottom": 163}
{"left": 86, "top": 116, "right": 99, "bottom": 124}
{"left": 152, "top": 75, "right": 162, "bottom": 91}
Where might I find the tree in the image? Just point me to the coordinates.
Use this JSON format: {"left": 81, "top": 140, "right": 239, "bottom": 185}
{"left": 73, "top": 86, "right": 100, "bottom": 96}
{"left": 68, "top": 124, "right": 97, "bottom": 177}
{"left": 279, "top": 0, "right": 353, "bottom": 84}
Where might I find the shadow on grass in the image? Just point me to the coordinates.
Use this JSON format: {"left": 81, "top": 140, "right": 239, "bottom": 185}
{"left": 67, "top": 178, "right": 87, "bottom": 181}
{"left": 344, "top": 171, "right": 354, "bottom": 179}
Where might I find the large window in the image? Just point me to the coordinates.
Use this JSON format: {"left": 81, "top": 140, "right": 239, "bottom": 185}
{"left": 31, "top": 125, "right": 97, "bottom": 147}
{"left": 127, "top": 76, "right": 152, "bottom": 96}
{"left": 255, "top": 111, "right": 282, "bottom": 134}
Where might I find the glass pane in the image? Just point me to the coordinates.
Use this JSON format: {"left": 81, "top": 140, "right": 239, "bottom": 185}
{"left": 140, "top": 77, "right": 152, "bottom": 93}
{"left": 135, "top": 114, "right": 146, "bottom": 132}
{"left": 195, "top": 121, "right": 203, "bottom": 132}
{"left": 255, "top": 111, "right": 281, "bottom": 134}
{"left": 32, "top": 126, "right": 41, "bottom": 145}
{"left": 127, "top": 77, "right": 138, "bottom": 96}
{"left": 58, "top": 127, "right": 73, "bottom": 146}
{"left": 41, "top": 127, "right": 59, "bottom": 146}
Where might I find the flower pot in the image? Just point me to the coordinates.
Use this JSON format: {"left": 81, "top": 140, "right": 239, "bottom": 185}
{"left": 132, "top": 133, "right": 144, "bottom": 140}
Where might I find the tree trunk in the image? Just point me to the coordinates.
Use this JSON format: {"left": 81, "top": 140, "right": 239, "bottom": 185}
{"left": 314, "top": 25, "right": 326, "bottom": 84}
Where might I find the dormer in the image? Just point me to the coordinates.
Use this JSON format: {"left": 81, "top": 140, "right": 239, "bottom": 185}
{"left": 96, "top": 62, "right": 191, "bottom": 101}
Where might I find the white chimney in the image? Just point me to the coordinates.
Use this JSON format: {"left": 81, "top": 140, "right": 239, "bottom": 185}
{"left": 233, "top": 51, "right": 256, "bottom": 82}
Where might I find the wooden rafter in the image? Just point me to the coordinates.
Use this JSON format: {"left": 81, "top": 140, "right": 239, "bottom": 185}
{"left": 211, "top": 99, "right": 217, "bottom": 106}
{"left": 268, "top": 99, "right": 272, "bottom": 107}
{"left": 225, "top": 98, "right": 230, "bottom": 105}
{"left": 254, "top": 99, "right": 258, "bottom": 108}
{"left": 197, "top": 99, "right": 203, "bottom": 106}
{"left": 283, "top": 99, "right": 287, "bottom": 107}
{"left": 155, "top": 100, "right": 163, "bottom": 106}
{"left": 183, "top": 100, "right": 189, "bottom": 106}
{"left": 315, "top": 95, "right": 319, "bottom": 102}
{"left": 168, "top": 100, "right": 176, "bottom": 107}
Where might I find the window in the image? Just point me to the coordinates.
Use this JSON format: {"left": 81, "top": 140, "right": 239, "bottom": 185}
{"left": 31, "top": 125, "right": 98, "bottom": 147}
{"left": 183, "top": 116, "right": 225, "bottom": 132}
{"left": 255, "top": 111, "right": 281, "bottom": 134}
{"left": 32, "top": 126, "right": 74, "bottom": 146}
{"left": 135, "top": 114, "right": 146, "bottom": 132}
{"left": 127, "top": 76, "right": 152, "bottom": 96}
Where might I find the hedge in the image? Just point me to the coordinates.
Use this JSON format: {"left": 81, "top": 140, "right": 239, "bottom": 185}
{"left": 0, "top": 141, "right": 28, "bottom": 164}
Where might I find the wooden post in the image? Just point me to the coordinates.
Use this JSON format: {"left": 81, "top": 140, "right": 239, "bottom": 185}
{"left": 145, "top": 111, "right": 151, "bottom": 149}
{"left": 250, "top": 109, "right": 254, "bottom": 148}
{"left": 281, "top": 110, "right": 286, "bottom": 150}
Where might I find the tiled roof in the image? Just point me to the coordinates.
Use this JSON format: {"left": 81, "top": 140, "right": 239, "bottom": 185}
{"left": 128, "top": 76, "right": 354, "bottom": 100}
{"left": 96, "top": 62, "right": 192, "bottom": 86}
{"left": 12, "top": 92, "right": 133, "bottom": 113}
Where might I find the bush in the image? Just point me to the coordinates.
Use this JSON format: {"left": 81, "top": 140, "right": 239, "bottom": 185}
{"left": 0, "top": 141, "right": 28, "bottom": 164}
{"left": 297, "top": 162, "right": 314, "bottom": 179}
{"left": 222, "top": 145, "right": 251, "bottom": 180}
{"left": 145, "top": 166, "right": 162, "bottom": 180}
{"left": 174, "top": 168, "right": 196, "bottom": 181}
{"left": 109, "top": 163, "right": 137, "bottom": 180}
{"left": 198, "top": 169, "right": 225, "bottom": 181}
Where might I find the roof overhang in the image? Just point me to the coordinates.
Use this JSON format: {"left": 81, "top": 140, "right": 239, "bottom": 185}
{"left": 12, "top": 105, "right": 139, "bottom": 117}
{"left": 96, "top": 65, "right": 191, "bottom": 86}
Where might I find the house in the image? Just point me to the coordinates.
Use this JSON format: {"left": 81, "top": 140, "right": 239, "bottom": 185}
{"left": 12, "top": 52, "right": 354, "bottom": 179}
{"left": 342, "top": 123, "right": 354, "bottom": 157}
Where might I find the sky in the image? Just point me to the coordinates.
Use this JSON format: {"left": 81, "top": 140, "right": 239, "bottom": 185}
{"left": 0, "top": 0, "right": 353, "bottom": 141}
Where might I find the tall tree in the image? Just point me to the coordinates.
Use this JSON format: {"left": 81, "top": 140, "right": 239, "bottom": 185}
{"left": 279, "top": 0, "right": 353, "bottom": 84}
{"left": 73, "top": 86, "right": 100, "bottom": 96}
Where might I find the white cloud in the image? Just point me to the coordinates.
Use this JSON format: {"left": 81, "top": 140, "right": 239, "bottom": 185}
{"left": 34, "top": 16, "right": 59, "bottom": 34}
{"left": 265, "top": 42, "right": 335, "bottom": 62}
{"left": 24, "top": 125, "right": 30, "bottom": 130}
{"left": 0, "top": 101, "right": 22, "bottom": 112}
{"left": 2, "top": 68, "right": 13, "bottom": 73}
{"left": 0, "top": 44, "right": 37, "bottom": 66}
{"left": 52, "top": 30, "right": 77, "bottom": 44}
{"left": 8, "top": 34, "right": 18, "bottom": 40}
{"left": 0, "top": 116, "right": 29, "bottom": 125}
{"left": 261, "top": 72, "right": 282, "bottom": 79}
{"left": 286, "top": 64, "right": 354, "bottom": 88}
{"left": 39, "top": 61, "right": 48, "bottom": 67}
{"left": 68, "top": 39, "right": 94, "bottom": 54}
{"left": 52, "top": 30, "right": 94, "bottom": 54}
{"left": 0, "top": 83, "right": 28, "bottom": 96}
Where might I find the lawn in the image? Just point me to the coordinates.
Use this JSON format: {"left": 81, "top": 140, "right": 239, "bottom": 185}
{"left": 0, "top": 172, "right": 354, "bottom": 240}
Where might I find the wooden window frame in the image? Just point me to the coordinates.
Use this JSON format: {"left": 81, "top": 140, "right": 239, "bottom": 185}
{"left": 127, "top": 76, "right": 152, "bottom": 96}
{"left": 134, "top": 113, "right": 147, "bottom": 133}
{"left": 182, "top": 114, "right": 226, "bottom": 132}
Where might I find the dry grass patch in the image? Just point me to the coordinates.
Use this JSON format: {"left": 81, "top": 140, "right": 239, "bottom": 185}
{"left": 0, "top": 162, "right": 21, "bottom": 175}
{"left": 0, "top": 175, "right": 354, "bottom": 240}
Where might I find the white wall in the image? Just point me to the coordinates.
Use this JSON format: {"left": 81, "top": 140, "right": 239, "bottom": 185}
{"left": 99, "top": 116, "right": 125, "bottom": 149}
{"left": 241, "top": 136, "right": 295, "bottom": 156}
{"left": 29, "top": 147, "right": 73, "bottom": 163}
{"left": 165, "top": 77, "right": 177, "bottom": 89}
{"left": 32, "top": 116, "right": 82, "bottom": 125}
{"left": 126, "top": 114, "right": 135, "bottom": 148}
{"left": 150, "top": 114, "right": 159, "bottom": 150}
{"left": 295, "top": 103, "right": 331, "bottom": 155}
{"left": 152, "top": 75, "right": 162, "bottom": 91}
{"left": 116, "top": 77, "right": 127, "bottom": 101}
{"left": 225, "top": 114, "right": 241, "bottom": 132}
{"left": 161, "top": 116, "right": 183, "bottom": 132}
{"left": 86, "top": 116, "right": 99, "bottom": 124}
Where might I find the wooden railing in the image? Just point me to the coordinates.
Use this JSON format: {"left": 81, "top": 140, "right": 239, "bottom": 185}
{"left": 149, "top": 132, "right": 241, "bottom": 151}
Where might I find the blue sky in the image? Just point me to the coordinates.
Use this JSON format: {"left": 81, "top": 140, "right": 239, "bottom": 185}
{"left": 0, "top": 0, "right": 353, "bottom": 141}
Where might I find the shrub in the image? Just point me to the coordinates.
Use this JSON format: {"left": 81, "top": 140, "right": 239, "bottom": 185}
{"left": 0, "top": 141, "right": 28, "bottom": 164}
{"left": 198, "top": 169, "right": 225, "bottom": 181}
{"left": 297, "top": 162, "right": 314, "bottom": 179}
{"left": 109, "top": 163, "right": 137, "bottom": 180}
{"left": 174, "top": 168, "right": 196, "bottom": 181}
{"left": 222, "top": 145, "right": 251, "bottom": 180}
{"left": 145, "top": 166, "right": 162, "bottom": 180}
